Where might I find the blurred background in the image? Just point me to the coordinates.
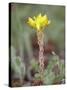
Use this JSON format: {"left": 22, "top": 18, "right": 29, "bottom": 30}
{"left": 10, "top": 3, "right": 65, "bottom": 86}
{"left": 11, "top": 3, "right": 65, "bottom": 56}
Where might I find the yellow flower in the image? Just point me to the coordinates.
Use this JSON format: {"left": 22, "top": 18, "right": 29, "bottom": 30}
{"left": 27, "top": 13, "right": 50, "bottom": 32}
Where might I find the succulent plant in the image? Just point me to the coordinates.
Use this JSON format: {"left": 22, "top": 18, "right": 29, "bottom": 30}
{"left": 31, "top": 53, "right": 65, "bottom": 85}
{"left": 11, "top": 46, "right": 26, "bottom": 80}
{"left": 29, "top": 59, "right": 39, "bottom": 72}
{"left": 43, "top": 53, "right": 65, "bottom": 84}
{"left": 27, "top": 13, "right": 50, "bottom": 75}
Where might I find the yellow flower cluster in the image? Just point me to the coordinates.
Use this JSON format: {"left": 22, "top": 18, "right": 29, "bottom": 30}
{"left": 27, "top": 13, "right": 50, "bottom": 32}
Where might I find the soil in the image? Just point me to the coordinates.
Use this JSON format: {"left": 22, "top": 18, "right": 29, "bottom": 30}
{"left": 31, "top": 80, "right": 43, "bottom": 86}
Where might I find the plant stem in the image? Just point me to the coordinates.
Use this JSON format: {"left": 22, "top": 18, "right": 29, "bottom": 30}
{"left": 37, "top": 31, "right": 44, "bottom": 74}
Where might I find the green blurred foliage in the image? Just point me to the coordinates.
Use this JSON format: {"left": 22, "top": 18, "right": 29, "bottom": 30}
{"left": 33, "top": 54, "right": 65, "bottom": 84}
{"left": 30, "top": 59, "right": 39, "bottom": 72}
{"left": 11, "top": 3, "right": 65, "bottom": 51}
{"left": 11, "top": 46, "right": 26, "bottom": 79}
{"left": 43, "top": 54, "right": 65, "bottom": 84}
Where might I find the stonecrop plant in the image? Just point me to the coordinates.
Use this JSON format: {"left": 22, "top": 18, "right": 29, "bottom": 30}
{"left": 27, "top": 13, "right": 50, "bottom": 75}
{"left": 27, "top": 13, "right": 50, "bottom": 31}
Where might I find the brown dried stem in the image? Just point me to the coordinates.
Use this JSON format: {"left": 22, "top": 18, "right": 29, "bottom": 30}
{"left": 37, "top": 31, "right": 44, "bottom": 75}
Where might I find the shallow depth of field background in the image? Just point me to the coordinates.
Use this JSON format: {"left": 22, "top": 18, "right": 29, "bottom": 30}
{"left": 10, "top": 3, "right": 65, "bottom": 87}
{"left": 11, "top": 3, "right": 65, "bottom": 54}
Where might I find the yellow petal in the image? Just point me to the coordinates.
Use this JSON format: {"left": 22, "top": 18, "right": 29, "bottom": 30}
{"left": 27, "top": 14, "right": 50, "bottom": 31}
{"left": 36, "top": 24, "right": 40, "bottom": 30}
{"left": 28, "top": 17, "right": 34, "bottom": 24}
{"left": 27, "top": 17, "right": 35, "bottom": 28}
{"left": 43, "top": 14, "right": 47, "bottom": 19}
{"left": 48, "top": 20, "right": 51, "bottom": 24}
{"left": 33, "top": 16, "right": 36, "bottom": 20}
{"left": 38, "top": 13, "right": 42, "bottom": 18}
